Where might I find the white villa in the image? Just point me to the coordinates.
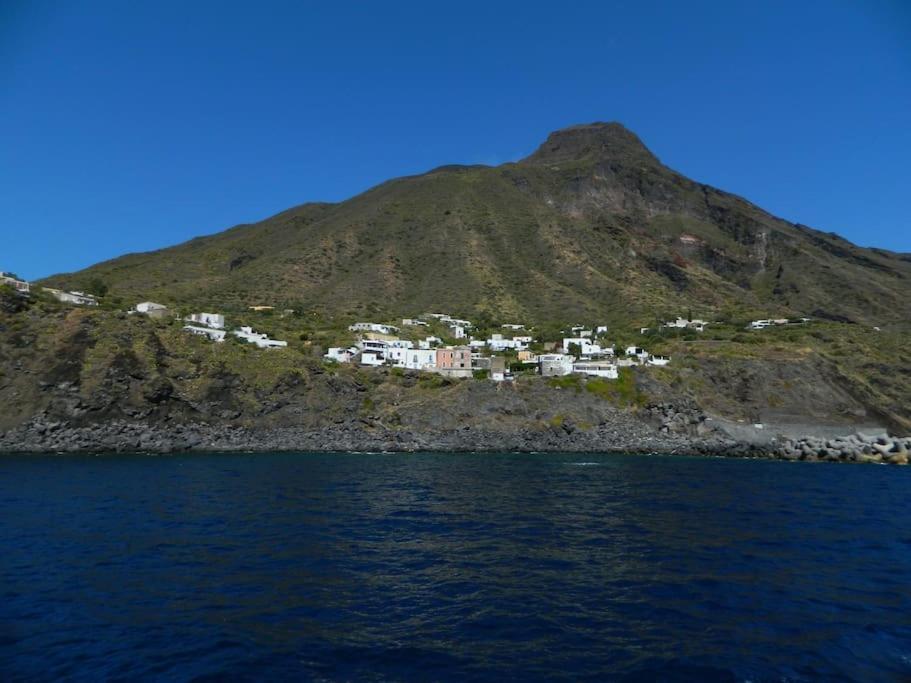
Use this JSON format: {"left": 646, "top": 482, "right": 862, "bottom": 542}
{"left": 647, "top": 355, "right": 671, "bottom": 366}
{"left": 664, "top": 317, "right": 708, "bottom": 332}
{"left": 487, "top": 333, "right": 532, "bottom": 351}
{"left": 625, "top": 346, "right": 649, "bottom": 362}
{"left": 538, "top": 353, "right": 575, "bottom": 377}
{"left": 562, "top": 337, "right": 606, "bottom": 356}
{"left": 418, "top": 336, "right": 442, "bottom": 349}
{"left": 349, "top": 322, "right": 399, "bottom": 335}
{"left": 184, "top": 325, "right": 226, "bottom": 342}
{"left": 44, "top": 288, "right": 98, "bottom": 306}
{"left": 400, "top": 348, "right": 437, "bottom": 370}
{"left": 233, "top": 326, "right": 287, "bottom": 348}
{"left": 324, "top": 347, "right": 357, "bottom": 363}
{"left": 135, "top": 301, "right": 168, "bottom": 317}
{"left": 186, "top": 312, "right": 225, "bottom": 329}
{"left": 572, "top": 361, "right": 619, "bottom": 379}
{"left": 0, "top": 272, "right": 30, "bottom": 293}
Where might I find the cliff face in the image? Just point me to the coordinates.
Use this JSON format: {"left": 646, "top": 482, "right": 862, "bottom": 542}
{"left": 41, "top": 123, "right": 911, "bottom": 327}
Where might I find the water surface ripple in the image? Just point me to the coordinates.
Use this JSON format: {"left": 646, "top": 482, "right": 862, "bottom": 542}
{"left": 1, "top": 452, "right": 910, "bottom": 681}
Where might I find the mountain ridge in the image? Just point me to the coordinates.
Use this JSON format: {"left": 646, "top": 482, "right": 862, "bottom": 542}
{"left": 41, "top": 122, "right": 911, "bottom": 327}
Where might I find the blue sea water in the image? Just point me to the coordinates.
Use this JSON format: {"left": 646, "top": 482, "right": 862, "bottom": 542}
{"left": 1, "top": 452, "right": 910, "bottom": 682}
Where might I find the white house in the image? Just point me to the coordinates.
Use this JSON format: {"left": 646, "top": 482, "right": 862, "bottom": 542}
{"left": 664, "top": 317, "right": 707, "bottom": 332}
{"left": 402, "top": 318, "right": 429, "bottom": 327}
{"left": 450, "top": 324, "right": 467, "bottom": 339}
{"left": 749, "top": 320, "right": 772, "bottom": 330}
{"left": 487, "top": 334, "right": 531, "bottom": 351}
{"left": 186, "top": 312, "right": 225, "bottom": 329}
{"left": 183, "top": 325, "right": 226, "bottom": 342}
{"left": 402, "top": 348, "right": 437, "bottom": 370}
{"left": 502, "top": 323, "right": 525, "bottom": 330}
{"left": 359, "top": 350, "right": 385, "bottom": 366}
{"left": 324, "top": 347, "right": 356, "bottom": 363}
{"left": 418, "top": 336, "right": 442, "bottom": 349}
{"left": 349, "top": 322, "right": 399, "bottom": 335}
{"left": 595, "top": 325, "right": 608, "bottom": 334}
{"left": 572, "top": 361, "right": 619, "bottom": 379}
{"left": 647, "top": 355, "right": 671, "bottom": 366}
{"left": 44, "top": 288, "right": 98, "bottom": 306}
{"left": 358, "top": 339, "right": 390, "bottom": 355}
{"left": 136, "top": 301, "right": 167, "bottom": 313}
{"left": 233, "top": 326, "right": 287, "bottom": 348}
{"left": 0, "top": 272, "right": 29, "bottom": 293}
{"left": 538, "top": 353, "right": 575, "bottom": 377}
{"left": 388, "top": 339, "right": 414, "bottom": 349}
{"left": 625, "top": 346, "right": 649, "bottom": 362}
{"left": 562, "top": 338, "right": 603, "bottom": 356}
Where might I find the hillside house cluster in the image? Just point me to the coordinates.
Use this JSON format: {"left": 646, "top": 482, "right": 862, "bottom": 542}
{"left": 326, "top": 315, "right": 671, "bottom": 382}
{"left": 43, "top": 288, "right": 98, "bottom": 306}
{"left": 0, "top": 272, "right": 30, "bottom": 294}
{"left": 130, "top": 301, "right": 288, "bottom": 348}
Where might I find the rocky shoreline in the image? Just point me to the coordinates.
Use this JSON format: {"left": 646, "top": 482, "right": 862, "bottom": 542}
{"left": 0, "top": 417, "right": 907, "bottom": 464}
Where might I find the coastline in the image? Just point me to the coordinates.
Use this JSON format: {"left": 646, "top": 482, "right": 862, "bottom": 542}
{"left": 1, "top": 419, "right": 907, "bottom": 464}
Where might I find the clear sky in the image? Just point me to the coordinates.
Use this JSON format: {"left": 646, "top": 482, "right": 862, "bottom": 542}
{"left": 2, "top": 1, "right": 909, "bottom": 280}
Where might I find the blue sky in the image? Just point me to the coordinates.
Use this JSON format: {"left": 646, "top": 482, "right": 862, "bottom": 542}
{"left": 2, "top": 1, "right": 909, "bottom": 280}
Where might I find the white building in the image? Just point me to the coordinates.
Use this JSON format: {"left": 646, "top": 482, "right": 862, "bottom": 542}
{"left": 595, "top": 325, "right": 608, "bottom": 334}
{"left": 664, "top": 317, "right": 707, "bottom": 332}
{"left": 402, "top": 348, "right": 437, "bottom": 370}
{"left": 402, "top": 318, "right": 428, "bottom": 327}
{"left": 183, "top": 325, "right": 226, "bottom": 342}
{"left": 502, "top": 323, "right": 525, "bottom": 330}
{"left": 0, "top": 272, "right": 29, "bottom": 293}
{"left": 186, "top": 312, "right": 225, "bottom": 329}
{"left": 349, "top": 322, "right": 399, "bottom": 335}
{"left": 324, "top": 347, "right": 356, "bottom": 363}
{"left": 358, "top": 339, "right": 390, "bottom": 355}
{"left": 572, "top": 361, "right": 619, "bottom": 379}
{"left": 487, "top": 334, "right": 531, "bottom": 351}
{"left": 647, "top": 355, "right": 671, "bottom": 366}
{"left": 625, "top": 346, "right": 649, "bottom": 362}
{"left": 418, "top": 336, "right": 442, "bottom": 350}
{"left": 538, "top": 353, "right": 575, "bottom": 377}
{"left": 562, "top": 338, "right": 603, "bottom": 356}
{"left": 359, "top": 350, "right": 385, "bottom": 366}
{"left": 44, "top": 288, "right": 98, "bottom": 306}
{"left": 233, "top": 326, "right": 287, "bottom": 348}
{"left": 136, "top": 301, "right": 167, "bottom": 314}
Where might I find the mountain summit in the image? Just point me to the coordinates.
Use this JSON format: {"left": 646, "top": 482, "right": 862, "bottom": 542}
{"left": 44, "top": 123, "right": 911, "bottom": 325}
{"left": 523, "top": 122, "right": 659, "bottom": 165}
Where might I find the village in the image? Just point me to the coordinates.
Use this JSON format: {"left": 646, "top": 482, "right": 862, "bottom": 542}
{"left": 1, "top": 270, "right": 814, "bottom": 383}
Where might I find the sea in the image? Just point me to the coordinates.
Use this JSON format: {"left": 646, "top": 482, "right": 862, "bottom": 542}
{"left": 1, "top": 452, "right": 909, "bottom": 682}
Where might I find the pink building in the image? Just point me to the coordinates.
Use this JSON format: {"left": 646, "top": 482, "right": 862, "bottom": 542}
{"left": 435, "top": 346, "right": 471, "bottom": 370}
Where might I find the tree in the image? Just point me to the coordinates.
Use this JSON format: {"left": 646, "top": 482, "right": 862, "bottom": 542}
{"left": 86, "top": 277, "right": 108, "bottom": 297}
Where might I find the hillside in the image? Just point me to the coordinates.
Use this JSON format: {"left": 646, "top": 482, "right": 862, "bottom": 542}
{"left": 42, "top": 123, "right": 911, "bottom": 327}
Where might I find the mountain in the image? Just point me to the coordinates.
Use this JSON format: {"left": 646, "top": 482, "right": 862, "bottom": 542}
{"left": 43, "top": 123, "right": 911, "bottom": 326}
